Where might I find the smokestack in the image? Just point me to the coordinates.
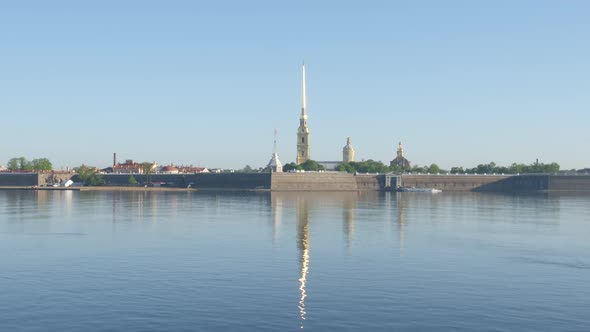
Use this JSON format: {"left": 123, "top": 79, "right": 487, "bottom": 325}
{"left": 113, "top": 152, "right": 117, "bottom": 167}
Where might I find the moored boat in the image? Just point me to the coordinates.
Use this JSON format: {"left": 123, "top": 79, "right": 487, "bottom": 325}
{"left": 398, "top": 187, "right": 442, "bottom": 193}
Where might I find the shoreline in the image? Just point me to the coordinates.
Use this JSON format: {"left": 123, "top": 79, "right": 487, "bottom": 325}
{"left": 0, "top": 186, "right": 271, "bottom": 192}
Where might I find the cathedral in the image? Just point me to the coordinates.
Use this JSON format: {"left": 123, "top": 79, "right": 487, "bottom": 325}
{"left": 295, "top": 64, "right": 356, "bottom": 169}
{"left": 292, "top": 64, "right": 413, "bottom": 171}
{"left": 390, "top": 142, "right": 411, "bottom": 169}
{"left": 296, "top": 63, "right": 311, "bottom": 165}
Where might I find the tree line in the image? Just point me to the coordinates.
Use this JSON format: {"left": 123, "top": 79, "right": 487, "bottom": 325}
{"left": 6, "top": 157, "right": 52, "bottom": 171}
{"left": 278, "top": 159, "right": 560, "bottom": 175}
{"left": 449, "top": 162, "right": 560, "bottom": 174}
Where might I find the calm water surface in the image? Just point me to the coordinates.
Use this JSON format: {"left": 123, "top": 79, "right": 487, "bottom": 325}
{"left": 1, "top": 190, "right": 590, "bottom": 331}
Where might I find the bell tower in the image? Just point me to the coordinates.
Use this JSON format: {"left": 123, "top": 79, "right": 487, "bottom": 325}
{"left": 296, "top": 63, "right": 310, "bottom": 165}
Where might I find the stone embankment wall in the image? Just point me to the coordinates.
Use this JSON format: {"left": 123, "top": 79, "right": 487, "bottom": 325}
{"left": 101, "top": 173, "right": 271, "bottom": 190}
{"left": 399, "top": 175, "right": 512, "bottom": 191}
{"left": 2, "top": 172, "right": 590, "bottom": 192}
{"left": 399, "top": 174, "right": 590, "bottom": 192}
{"left": 0, "top": 173, "right": 39, "bottom": 186}
{"left": 355, "top": 175, "right": 383, "bottom": 191}
{"left": 271, "top": 173, "right": 359, "bottom": 191}
{"left": 549, "top": 175, "right": 590, "bottom": 191}
{"left": 38, "top": 173, "right": 76, "bottom": 186}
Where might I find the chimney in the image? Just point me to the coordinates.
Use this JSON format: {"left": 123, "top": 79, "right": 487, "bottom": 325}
{"left": 113, "top": 152, "right": 117, "bottom": 167}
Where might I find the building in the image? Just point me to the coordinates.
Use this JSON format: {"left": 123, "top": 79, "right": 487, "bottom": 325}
{"left": 113, "top": 160, "right": 141, "bottom": 174}
{"left": 266, "top": 130, "right": 283, "bottom": 173}
{"left": 267, "top": 153, "right": 283, "bottom": 173}
{"left": 176, "top": 166, "right": 209, "bottom": 173}
{"left": 160, "top": 165, "right": 179, "bottom": 174}
{"left": 113, "top": 160, "right": 158, "bottom": 174}
{"left": 296, "top": 63, "right": 311, "bottom": 165}
{"left": 390, "top": 142, "right": 411, "bottom": 169}
{"left": 342, "top": 137, "right": 355, "bottom": 163}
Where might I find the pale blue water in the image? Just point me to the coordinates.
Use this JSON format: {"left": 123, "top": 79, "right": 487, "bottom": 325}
{"left": 1, "top": 190, "right": 590, "bottom": 331}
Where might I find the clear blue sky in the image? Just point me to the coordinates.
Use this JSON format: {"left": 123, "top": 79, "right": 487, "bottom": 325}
{"left": 1, "top": 1, "right": 589, "bottom": 170}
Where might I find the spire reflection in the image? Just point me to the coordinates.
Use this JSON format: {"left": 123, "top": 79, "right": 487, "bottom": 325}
{"left": 296, "top": 196, "right": 310, "bottom": 328}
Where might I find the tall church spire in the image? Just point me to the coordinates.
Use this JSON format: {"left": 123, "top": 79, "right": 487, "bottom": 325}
{"left": 296, "top": 62, "right": 311, "bottom": 165}
{"left": 301, "top": 62, "right": 307, "bottom": 119}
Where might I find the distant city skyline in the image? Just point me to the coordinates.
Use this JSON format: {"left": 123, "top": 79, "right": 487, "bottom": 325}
{"left": 1, "top": 1, "right": 589, "bottom": 170}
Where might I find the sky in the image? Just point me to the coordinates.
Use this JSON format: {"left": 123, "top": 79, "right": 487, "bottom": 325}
{"left": 1, "top": 1, "right": 589, "bottom": 170}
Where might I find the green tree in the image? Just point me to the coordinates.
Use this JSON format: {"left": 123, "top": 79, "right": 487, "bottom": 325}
{"left": 31, "top": 158, "right": 53, "bottom": 171}
{"left": 241, "top": 165, "right": 254, "bottom": 172}
{"left": 128, "top": 175, "right": 138, "bottom": 185}
{"left": 428, "top": 163, "right": 441, "bottom": 174}
{"left": 299, "top": 160, "right": 325, "bottom": 171}
{"left": 336, "top": 162, "right": 356, "bottom": 173}
{"left": 7, "top": 157, "right": 33, "bottom": 171}
{"left": 450, "top": 166, "right": 464, "bottom": 174}
{"left": 336, "top": 160, "right": 389, "bottom": 173}
{"left": 283, "top": 162, "right": 300, "bottom": 172}
{"left": 388, "top": 164, "right": 406, "bottom": 174}
{"left": 74, "top": 165, "right": 105, "bottom": 186}
{"left": 140, "top": 162, "right": 156, "bottom": 183}
{"left": 410, "top": 165, "right": 428, "bottom": 174}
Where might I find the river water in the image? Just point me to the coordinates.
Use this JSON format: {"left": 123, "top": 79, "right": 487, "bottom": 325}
{"left": 1, "top": 190, "right": 589, "bottom": 331}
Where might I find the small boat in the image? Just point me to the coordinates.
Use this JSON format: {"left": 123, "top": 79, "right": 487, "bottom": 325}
{"left": 398, "top": 187, "right": 442, "bottom": 193}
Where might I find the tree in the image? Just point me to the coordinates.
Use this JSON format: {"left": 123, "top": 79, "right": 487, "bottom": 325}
{"left": 450, "top": 167, "right": 464, "bottom": 174}
{"left": 74, "top": 165, "right": 105, "bottom": 186}
{"left": 428, "top": 163, "right": 441, "bottom": 174}
{"left": 388, "top": 164, "right": 406, "bottom": 174}
{"left": 128, "top": 175, "right": 138, "bottom": 185}
{"left": 299, "top": 160, "right": 325, "bottom": 171}
{"left": 336, "top": 160, "right": 389, "bottom": 174}
{"left": 410, "top": 165, "right": 428, "bottom": 174}
{"left": 336, "top": 162, "right": 356, "bottom": 173}
{"left": 241, "top": 165, "right": 254, "bottom": 172}
{"left": 7, "top": 157, "right": 33, "bottom": 171}
{"left": 31, "top": 158, "right": 53, "bottom": 171}
{"left": 140, "top": 162, "right": 156, "bottom": 183}
{"left": 283, "top": 162, "right": 300, "bottom": 172}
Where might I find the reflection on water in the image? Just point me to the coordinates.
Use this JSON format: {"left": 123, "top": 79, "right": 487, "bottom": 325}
{"left": 1, "top": 190, "right": 589, "bottom": 331}
{"left": 395, "top": 192, "right": 407, "bottom": 254}
{"left": 296, "top": 195, "right": 310, "bottom": 328}
{"left": 271, "top": 192, "right": 362, "bottom": 328}
{"left": 342, "top": 195, "right": 356, "bottom": 250}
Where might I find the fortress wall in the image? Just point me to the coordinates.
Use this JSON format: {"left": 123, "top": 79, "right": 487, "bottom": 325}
{"left": 3, "top": 172, "right": 588, "bottom": 192}
{"left": 549, "top": 175, "right": 590, "bottom": 191}
{"left": 355, "top": 175, "right": 383, "bottom": 191}
{"left": 503, "top": 175, "right": 550, "bottom": 192}
{"left": 271, "top": 172, "right": 359, "bottom": 191}
{"left": 192, "top": 173, "right": 270, "bottom": 189}
{"left": 101, "top": 173, "right": 271, "bottom": 189}
{"left": 38, "top": 173, "right": 75, "bottom": 186}
{"left": 0, "top": 173, "right": 39, "bottom": 186}
{"left": 399, "top": 175, "right": 512, "bottom": 191}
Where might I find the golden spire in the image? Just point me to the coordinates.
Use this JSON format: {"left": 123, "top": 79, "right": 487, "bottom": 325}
{"left": 301, "top": 62, "right": 307, "bottom": 120}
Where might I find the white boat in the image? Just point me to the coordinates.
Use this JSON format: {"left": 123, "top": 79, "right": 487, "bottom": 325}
{"left": 398, "top": 187, "right": 442, "bottom": 193}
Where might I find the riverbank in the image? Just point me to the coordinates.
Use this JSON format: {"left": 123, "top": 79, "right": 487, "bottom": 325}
{"left": 0, "top": 186, "right": 269, "bottom": 192}
{"left": 1, "top": 173, "right": 589, "bottom": 192}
